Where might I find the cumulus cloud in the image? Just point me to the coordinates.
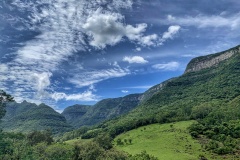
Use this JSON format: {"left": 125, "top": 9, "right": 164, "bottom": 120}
{"left": 83, "top": 9, "right": 159, "bottom": 48}
{"left": 162, "top": 25, "right": 181, "bottom": 41}
{"left": 152, "top": 62, "right": 180, "bottom": 71}
{"left": 83, "top": 9, "right": 126, "bottom": 48}
{"left": 123, "top": 56, "right": 148, "bottom": 64}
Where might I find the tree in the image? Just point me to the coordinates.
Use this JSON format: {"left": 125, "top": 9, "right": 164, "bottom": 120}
{"left": 93, "top": 134, "right": 113, "bottom": 150}
{"left": 0, "top": 90, "right": 14, "bottom": 119}
{"left": 27, "top": 130, "right": 54, "bottom": 145}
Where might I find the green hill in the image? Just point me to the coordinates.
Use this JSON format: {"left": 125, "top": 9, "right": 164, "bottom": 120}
{"left": 0, "top": 101, "right": 72, "bottom": 134}
{"left": 114, "top": 121, "right": 233, "bottom": 160}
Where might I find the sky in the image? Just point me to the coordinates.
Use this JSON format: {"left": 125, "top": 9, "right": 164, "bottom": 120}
{"left": 0, "top": 0, "right": 240, "bottom": 112}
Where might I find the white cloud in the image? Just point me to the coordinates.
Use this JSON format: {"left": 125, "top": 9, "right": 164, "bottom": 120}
{"left": 166, "top": 14, "right": 240, "bottom": 29}
{"left": 121, "top": 90, "right": 129, "bottom": 93}
{"left": 152, "top": 62, "right": 180, "bottom": 71}
{"left": 83, "top": 9, "right": 126, "bottom": 48}
{"left": 162, "top": 25, "right": 181, "bottom": 40}
{"left": 125, "top": 24, "right": 159, "bottom": 46}
{"left": 83, "top": 9, "right": 159, "bottom": 48}
{"left": 52, "top": 90, "right": 98, "bottom": 102}
{"left": 33, "top": 72, "right": 52, "bottom": 92}
{"left": 139, "top": 34, "right": 158, "bottom": 46}
{"left": 123, "top": 56, "right": 148, "bottom": 64}
{"left": 135, "top": 47, "right": 142, "bottom": 52}
{"left": 69, "top": 68, "right": 130, "bottom": 88}
{"left": 0, "top": 64, "right": 8, "bottom": 73}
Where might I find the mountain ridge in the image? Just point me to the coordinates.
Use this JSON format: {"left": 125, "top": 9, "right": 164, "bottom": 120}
{"left": 61, "top": 45, "right": 240, "bottom": 129}
{"left": 1, "top": 45, "right": 239, "bottom": 134}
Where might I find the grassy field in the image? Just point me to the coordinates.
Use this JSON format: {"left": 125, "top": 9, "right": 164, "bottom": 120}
{"left": 114, "top": 121, "right": 231, "bottom": 160}
{"left": 64, "top": 138, "right": 91, "bottom": 145}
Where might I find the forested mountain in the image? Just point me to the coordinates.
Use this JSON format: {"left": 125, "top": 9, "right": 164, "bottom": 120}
{"left": 62, "top": 94, "right": 143, "bottom": 128}
{"left": 61, "top": 104, "right": 91, "bottom": 127}
{"left": 81, "top": 45, "right": 240, "bottom": 138}
{"left": 2, "top": 45, "right": 240, "bottom": 139}
{"left": 0, "top": 101, "right": 72, "bottom": 134}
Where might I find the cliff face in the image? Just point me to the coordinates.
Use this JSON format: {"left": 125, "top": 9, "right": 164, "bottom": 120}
{"left": 185, "top": 46, "right": 240, "bottom": 74}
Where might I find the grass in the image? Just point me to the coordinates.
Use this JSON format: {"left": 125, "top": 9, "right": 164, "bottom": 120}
{"left": 64, "top": 138, "right": 91, "bottom": 145}
{"left": 114, "top": 121, "right": 233, "bottom": 160}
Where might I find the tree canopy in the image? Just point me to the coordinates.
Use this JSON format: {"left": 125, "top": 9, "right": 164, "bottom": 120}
{"left": 0, "top": 90, "right": 14, "bottom": 119}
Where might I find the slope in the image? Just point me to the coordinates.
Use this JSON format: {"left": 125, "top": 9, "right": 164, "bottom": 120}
{"left": 114, "top": 121, "right": 236, "bottom": 160}
{"left": 0, "top": 101, "right": 72, "bottom": 134}
{"left": 61, "top": 104, "right": 91, "bottom": 127}
{"left": 88, "top": 45, "right": 240, "bottom": 137}
{"left": 62, "top": 94, "right": 143, "bottom": 128}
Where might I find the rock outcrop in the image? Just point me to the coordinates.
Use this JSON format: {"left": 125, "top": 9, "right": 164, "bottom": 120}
{"left": 185, "top": 46, "right": 240, "bottom": 73}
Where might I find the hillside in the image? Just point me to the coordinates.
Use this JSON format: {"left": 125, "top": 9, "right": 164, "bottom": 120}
{"left": 61, "top": 104, "right": 91, "bottom": 127}
{"left": 114, "top": 121, "right": 232, "bottom": 160}
{"left": 80, "top": 45, "right": 240, "bottom": 139}
{"left": 62, "top": 94, "right": 143, "bottom": 128}
{"left": 0, "top": 101, "right": 72, "bottom": 134}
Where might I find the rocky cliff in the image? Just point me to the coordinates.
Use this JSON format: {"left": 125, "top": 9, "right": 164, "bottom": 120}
{"left": 185, "top": 45, "right": 240, "bottom": 73}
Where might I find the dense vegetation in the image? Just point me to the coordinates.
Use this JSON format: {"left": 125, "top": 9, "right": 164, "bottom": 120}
{"left": 114, "top": 121, "right": 240, "bottom": 160}
{"left": 62, "top": 94, "right": 142, "bottom": 128}
{"left": 0, "top": 129, "right": 158, "bottom": 160}
{"left": 61, "top": 104, "right": 91, "bottom": 127}
{"left": 0, "top": 90, "right": 14, "bottom": 119}
{"left": 189, "top": 96, "right": 240, "bottom": 155}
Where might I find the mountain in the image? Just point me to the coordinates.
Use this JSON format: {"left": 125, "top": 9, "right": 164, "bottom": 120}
{"left": 61, "top": 104, "right": 91, "bottom": 127}
{"left": 62, "top": 94, "right": 142, "bottom": 128}
{"left": 0, "top": 101, "right": 72, "bottom": 134}
{"left": 85, "top": 45, "right": 240, "bottom": 137}
{"left": 62, "top": 45, "right": 240, "bottom": 130}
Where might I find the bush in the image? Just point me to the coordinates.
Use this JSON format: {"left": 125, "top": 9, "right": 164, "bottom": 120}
{"left": 129, "top": 151, "right": 158, "bottom": 160}
{"left": 215, "top": 146, "right": 233, "bottom": 155}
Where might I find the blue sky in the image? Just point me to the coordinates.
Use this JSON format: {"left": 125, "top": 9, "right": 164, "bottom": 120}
{"left": 0, "top": 0, "right": 240, "bottom": 112}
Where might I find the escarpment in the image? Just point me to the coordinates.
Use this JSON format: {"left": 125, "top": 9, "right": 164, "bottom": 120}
{"left": 185, "top": 46, "right": 240, "bottom": 73}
